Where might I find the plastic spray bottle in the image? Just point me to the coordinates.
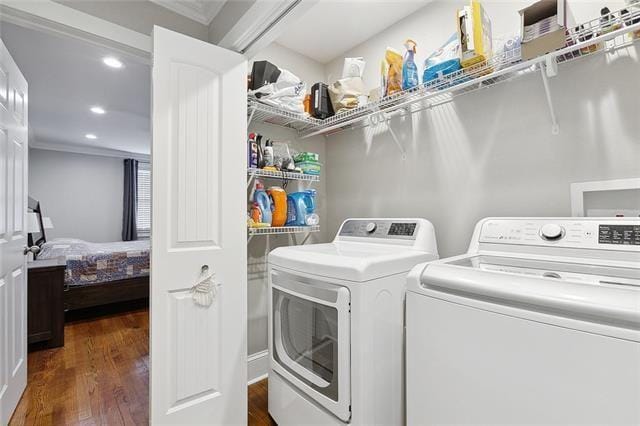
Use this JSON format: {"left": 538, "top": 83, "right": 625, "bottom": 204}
{"left": 402, "top": 39, "right": 419, "bottom": 91}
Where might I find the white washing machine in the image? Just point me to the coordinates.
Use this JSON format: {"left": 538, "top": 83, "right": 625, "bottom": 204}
{"left": 268, "top": 218, "right": 439, "bottom": 425}
{"left": 406, "top": 217, "right": 640, "bottom": 425}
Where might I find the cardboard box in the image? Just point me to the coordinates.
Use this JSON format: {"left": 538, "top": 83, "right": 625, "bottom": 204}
{"left": 519, "top": 0, "right": 568, "bottom": 60}
{"left": 457, "top": 0, "right": 493, "bottom": 68}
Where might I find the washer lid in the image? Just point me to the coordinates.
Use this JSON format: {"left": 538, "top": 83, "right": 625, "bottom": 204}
{"left": 269, "top": 241, "right": 437, "bottom": 282}
{"left": 408, "top": 255, "right": 640, "bottom": 326}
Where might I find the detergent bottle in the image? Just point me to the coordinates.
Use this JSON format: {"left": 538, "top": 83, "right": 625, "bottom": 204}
{"left": 402, "top": 39, "right": 419, "bottom": 91}
{"left": 253, "top": 180, "right": 272, "bottom": 225}
{"left": 303, "top": 190, "right": 319, "bottom": 226}
{"left": 268, "top": 186, "right": 287, "bottom": 227}
{"left": 286, "top": 190, "right": 317, "bottom": 226}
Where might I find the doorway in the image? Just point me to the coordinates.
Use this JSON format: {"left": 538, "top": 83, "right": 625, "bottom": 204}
{"left": 0, "top": 21, "right": 152, "bottom": 424}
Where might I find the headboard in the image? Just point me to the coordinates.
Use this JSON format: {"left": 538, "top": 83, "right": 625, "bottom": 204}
{"left": 27, "top": 196, "right": 46, "bottom": 246}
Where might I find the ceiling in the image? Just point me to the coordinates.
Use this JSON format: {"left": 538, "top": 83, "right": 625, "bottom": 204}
{"left": 276, "top": 0, "right": 431, "bottom": 64}
{"left": 1, "top": 22, "right": 151, "bottom": 155}
{"left": 150, "top": 0, "right": 227, "bottom": 25}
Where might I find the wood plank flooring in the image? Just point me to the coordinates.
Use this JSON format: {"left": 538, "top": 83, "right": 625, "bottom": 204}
{"left": 10, "top": 305, "right": 276, "bottom": 425}
{"left": 248, "top": 379, "right": 276, "bottom": 426}
{"left": 10, "top": 307, "right": 150, "bottom": 425}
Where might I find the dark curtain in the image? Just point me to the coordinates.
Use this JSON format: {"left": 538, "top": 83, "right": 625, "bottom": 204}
{"left": 122, "top": 159, "right": 138, "bottom": 241}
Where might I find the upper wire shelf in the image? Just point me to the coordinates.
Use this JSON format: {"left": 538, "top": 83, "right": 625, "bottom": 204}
{"left": 247, "top": 99, "right": 321, "bottom": 133}
{"left": 247, "top": 7, "right": 640, "bottom": 139}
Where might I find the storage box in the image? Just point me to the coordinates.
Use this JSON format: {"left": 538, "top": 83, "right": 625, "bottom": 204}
{"left": 457, "top": 0, "right": 493, "bottom": 68}
{"left": 519, "top": 0, "right": 568, "bottom": 60}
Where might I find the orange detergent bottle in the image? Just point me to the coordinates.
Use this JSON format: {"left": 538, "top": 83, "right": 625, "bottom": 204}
{"left": 268, "top": 187, "right": 287, "bottom": 227}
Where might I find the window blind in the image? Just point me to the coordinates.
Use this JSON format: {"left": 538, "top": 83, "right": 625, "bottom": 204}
{"left": 137, "top": 162, "right": 151, "bottom": 237}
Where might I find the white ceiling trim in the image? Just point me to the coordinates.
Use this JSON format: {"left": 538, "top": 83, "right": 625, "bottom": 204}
{"left": 0, "top": 0, "right": 150, "bottom": 57}
{"left": 30, "top": 141, "right": 150, "bottom": 162}
{"left": 149, "top": 0, "right": 226, "bottom": 25}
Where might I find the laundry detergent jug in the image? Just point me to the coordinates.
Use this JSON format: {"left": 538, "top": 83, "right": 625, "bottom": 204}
{"left": 285, "top": 190, "right": 317, "bottom": 226}
{"left": 253, "top": 181, "right": 272, "bottom": 225}
{"left": 268, "top": 186, "right": 287, "bottom": 227}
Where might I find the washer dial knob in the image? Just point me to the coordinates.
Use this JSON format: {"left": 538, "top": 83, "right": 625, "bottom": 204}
{"left": 365, "top": 222, "right": 377, "bottom": 233}
{"left": 540, "top": 224, "right": 564, "bottom": 241}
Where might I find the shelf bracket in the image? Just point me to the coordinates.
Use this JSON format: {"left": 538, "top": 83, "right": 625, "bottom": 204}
{"left": 368, "top": 111, "right": 407, "bottom": 160}
{"left": 300, "top": 231, "right": 312, "bottom": 245}
{"left": 544, "top": 56, "right": 558, "bottom": 78}
{"left": 247, "top": 233, "right": 254, "bottom": 243}
{"left": 247, "top": 106, "right": 257, "bottom": 125}
{"left": 539, "top": 65, "right": 560, "bottom": 135}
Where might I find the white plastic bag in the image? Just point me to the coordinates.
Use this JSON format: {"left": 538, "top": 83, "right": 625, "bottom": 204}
{"left": 248, "top": 68, "right": 306, "bottom": 114}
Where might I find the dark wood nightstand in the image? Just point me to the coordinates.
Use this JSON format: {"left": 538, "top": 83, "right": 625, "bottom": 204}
{"left": 28, "top": 258, "right": 66, "bottom": 350}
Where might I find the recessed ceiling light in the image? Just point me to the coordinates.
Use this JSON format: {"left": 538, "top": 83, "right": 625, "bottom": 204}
{"left": 102, "top": 56, "right": 123, "bottom": 69}
{"left": 90, "top": 106, "right": 106, "bottom": 115}
{"left": 85, "top": 133, "right": 97, "bottom": 140}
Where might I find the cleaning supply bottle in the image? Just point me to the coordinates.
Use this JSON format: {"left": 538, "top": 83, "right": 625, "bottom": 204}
{"left": 264, "top": 140, "right": 274, "bottom": 167}
{"left": 268, "top": 186, "right": 287, "bottom": 227}
{"left": 253, "top": 180, "right": 272, "bottom": 225}
{"left": 286, "top": 190, "right": 317, "bottom": 226}
{"left": 247, "top": 133, "right": 258, "bottom": 168}
{"left": 303, "top": 189, "right": 319, "bottom": 226}
{"left": 402, "top": 39, "right": 419, "bottom": 91}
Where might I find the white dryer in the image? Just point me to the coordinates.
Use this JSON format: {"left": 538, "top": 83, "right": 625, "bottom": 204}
{"left": 406, "top": 217, "right": 640, "bottom": 425}
{"left": 268, "top": 218, "right": 439, "bottom": 425}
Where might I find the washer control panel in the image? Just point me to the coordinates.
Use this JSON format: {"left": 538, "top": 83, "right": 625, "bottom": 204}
{"left": 478, "top": 219, "right": 640, "bottom": 250}
{"left": 339, "top": 219, "right": 419, "bottom": 240}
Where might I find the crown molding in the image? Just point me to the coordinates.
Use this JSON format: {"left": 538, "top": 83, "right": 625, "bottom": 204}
{"left": 30, "top": 141, "right": 150, "bottom": 162}
{"left": 149, "top": 0, "right": 225, "bottom": 25}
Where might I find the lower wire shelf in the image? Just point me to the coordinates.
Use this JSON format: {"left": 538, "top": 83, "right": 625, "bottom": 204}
{"left": 247, "top": 225, "right": 320, "bottom": 236}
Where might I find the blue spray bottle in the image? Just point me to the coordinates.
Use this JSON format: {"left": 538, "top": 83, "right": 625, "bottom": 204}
{"left": 402, "top": 39, "right": 419, "bottom": 91}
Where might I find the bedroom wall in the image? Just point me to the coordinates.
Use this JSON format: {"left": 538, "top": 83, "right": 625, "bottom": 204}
{"left": 29, "top": 148, "right": 124, "bottom": 243}
{"left": 322, "top": 0, "right": 640, "bottom": 258}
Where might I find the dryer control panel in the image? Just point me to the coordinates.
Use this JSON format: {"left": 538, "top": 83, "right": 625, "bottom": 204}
{"left": 478, "top": 218, "right": 640, "bottom": 251}
{"left": 339, "top": 219, "right": 419, "bottom": 240}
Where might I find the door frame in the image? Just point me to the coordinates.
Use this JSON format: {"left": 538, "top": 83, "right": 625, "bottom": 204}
{"left": 0, "top": 0, "right": 150, "bottom": 60}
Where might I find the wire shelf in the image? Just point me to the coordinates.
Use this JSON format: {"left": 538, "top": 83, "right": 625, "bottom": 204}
{"left": 248, "top": 225, "right": 320, "bottom": 236}
{"left": 248, "top": 99, "right": 322, "bottom": 133}
{"left": 248, "top": 168, "right": 320, "bottom": 182}
{"left": 295, "top": 7, "right": 640, "bottom": 138}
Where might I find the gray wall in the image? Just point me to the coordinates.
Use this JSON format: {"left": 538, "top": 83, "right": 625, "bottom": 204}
{"left": 247, "top": 123, "right": 328, "bottom": 355}
{"left": 323, "top": 1, "right": 640, "bottom": 258}
{"left": 246, "top": 46, "right": 328, "bottom": 356}
{"left": 29, "top": 148, "right": 124, "bottom": 243}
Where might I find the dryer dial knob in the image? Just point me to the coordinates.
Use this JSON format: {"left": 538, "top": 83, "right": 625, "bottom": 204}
{"left": 540, "top": 224, "right": 564, "bottom": 240}
{"left": 365, "top": 222, "right": 377, "bottom": 233}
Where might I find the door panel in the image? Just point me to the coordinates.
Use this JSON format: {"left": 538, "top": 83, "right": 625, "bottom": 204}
{"left": 170, "top": 62, "right": 220, "bottom": 246}
{"left": 0, "top": 37, "right": 28, "bottom": 425}
{"left": 151, "top": 26, "right": 247, "bottom": 424}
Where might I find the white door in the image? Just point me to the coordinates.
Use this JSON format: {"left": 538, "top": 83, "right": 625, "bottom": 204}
{"left": 0, "top": 38, "right": 28, "bottom": 425}
{"left": 151, "top": 26, "right": 247, "bottom": 424}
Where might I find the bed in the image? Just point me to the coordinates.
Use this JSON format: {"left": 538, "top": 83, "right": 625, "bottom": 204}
{"left": 30, "top": 197, "right": 150, "bottom": 311}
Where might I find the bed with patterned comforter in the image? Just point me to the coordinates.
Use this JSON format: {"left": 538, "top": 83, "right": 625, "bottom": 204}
{"left": 37, "top": 238, "right": 150, "bottom": 287}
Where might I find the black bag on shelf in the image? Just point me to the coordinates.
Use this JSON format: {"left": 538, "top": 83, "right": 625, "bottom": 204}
{"left": 310, "top": 82, "right": 334, "bottom": 119}
{"left": 250, "top": 61, "right": 282, "bottom": 91}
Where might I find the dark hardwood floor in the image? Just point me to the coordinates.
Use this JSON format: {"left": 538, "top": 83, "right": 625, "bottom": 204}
{"left": 248, "top": 379, "right": 276, "bottom": 426}
{"left": 10, "top": 305, "right": 275, "bottom": 425}
{"left": 10, "top": 306, "right": 150, "bottom": 425}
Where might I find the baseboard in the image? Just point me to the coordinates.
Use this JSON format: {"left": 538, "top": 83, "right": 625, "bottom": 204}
{"left": 248, "top": 350, "right": 269, "bottom": 385}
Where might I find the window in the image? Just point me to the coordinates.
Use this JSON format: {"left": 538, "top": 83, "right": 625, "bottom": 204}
{"left": 137, "top": 162, "right": 151, "bottom": 237}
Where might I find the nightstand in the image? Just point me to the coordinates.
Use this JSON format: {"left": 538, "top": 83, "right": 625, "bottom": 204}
{"left": 28, "top": 258, "right": 66, "bottom": 350}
